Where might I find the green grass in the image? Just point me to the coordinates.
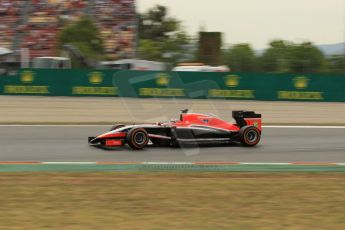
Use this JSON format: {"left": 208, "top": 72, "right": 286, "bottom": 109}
{"left": 0, "top": 172, "right": 345, "bottom": 229}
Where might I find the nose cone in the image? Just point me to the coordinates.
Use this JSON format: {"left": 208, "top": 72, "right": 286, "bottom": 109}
{"left": 97, "top": 131, "right": 127, "bottom": 139}
{"left": 88, "top": 136, "right": 99, "bottom": 144}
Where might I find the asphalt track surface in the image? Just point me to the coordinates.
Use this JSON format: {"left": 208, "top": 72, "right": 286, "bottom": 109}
{"left": 1, "top": 126, "right": 345, "bottom": 163}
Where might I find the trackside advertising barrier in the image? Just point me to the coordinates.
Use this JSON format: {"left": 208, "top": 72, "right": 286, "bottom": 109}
{"left": 0, "top": 69, "right": 344, "bottom": 102}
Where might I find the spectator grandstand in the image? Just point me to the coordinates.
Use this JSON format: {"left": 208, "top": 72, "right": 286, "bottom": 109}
{"left": 94, "top": 0, "right": 136, "bottom": 59}
{"left": 0, "top": 0, "right": 137, "bottom": 60}
{"left": 0, "top": 0, "right": 24, "bottom": 49}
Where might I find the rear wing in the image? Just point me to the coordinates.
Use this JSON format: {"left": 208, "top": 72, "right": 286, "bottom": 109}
{"left": 232, "top": 110, "right": 262, "bottom": 131}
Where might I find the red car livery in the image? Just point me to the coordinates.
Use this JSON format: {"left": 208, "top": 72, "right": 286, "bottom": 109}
{"left": 88, "top": 110, "right": 262, "bottom": 150}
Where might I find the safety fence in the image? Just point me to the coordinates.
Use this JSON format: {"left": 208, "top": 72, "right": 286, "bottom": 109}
{"left": 0, "top": 69, "right": 344, "bottom": 102}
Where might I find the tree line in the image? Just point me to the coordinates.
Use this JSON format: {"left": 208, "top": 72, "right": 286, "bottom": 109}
{"left": 138, "top": 5, "right": 345, "bottom": 73}
{"left": 224, "top": 41, "right": 345, "bottom": 73}
{"left": 56, "top": 5, "right": 345, "bottom": 73}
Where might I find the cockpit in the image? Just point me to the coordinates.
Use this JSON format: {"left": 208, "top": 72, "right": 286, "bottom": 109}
{"left": 180, "top": 109, "right": 189, "bottom": 121}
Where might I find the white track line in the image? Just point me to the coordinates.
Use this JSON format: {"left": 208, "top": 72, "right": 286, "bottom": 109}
{"left": 240, "top": 162, "right": 291, "bottom": 165}
{"left": 42, "top": 162, "right": 97, "bottom": 164}
{"left": 143, "top": 162, "right": 193, "bottom": 165}
{"left": 263, "top": 126, "right": 345, "bottom": 129}
{"left": 5, "top": 162, "right": 345, "bottom": 165}
{"left": 0, "top": 125, "right": 111, "bottom": 127}
{"left": 1, "top": 125, "right": 345, "bottom": 128}
{"left": 41, "top": 162, "right": 345, "bottom": 165}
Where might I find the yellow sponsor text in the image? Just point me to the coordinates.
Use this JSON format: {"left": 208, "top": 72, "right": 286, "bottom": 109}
{"left": 208, "top": 89, "right": 255, "bottom": 98}
{"left": 139, "top": 88, "right": 185, "bottom": 97}
{"left": 72, "top": 87, "right": 117, "bottom": 95}
{"left": 278, "top": 91, "right": 323, "bottom": 100}
{"left": 4, "top": 85, "right": 49, "bottom": 94}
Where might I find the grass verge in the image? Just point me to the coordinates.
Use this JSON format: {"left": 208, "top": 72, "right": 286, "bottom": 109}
{"left": 1, "top": 172, "right": 345, "bottom": 229}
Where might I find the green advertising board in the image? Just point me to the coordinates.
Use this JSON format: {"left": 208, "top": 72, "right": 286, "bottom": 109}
{"left": 0, "top": 69, "right": 118, "bottom": 97}
{"left": 112, "top": 71, "right": 345, "bottom": 102}
{"left": 0, "top": 69, "right": 344, "bottom": 102}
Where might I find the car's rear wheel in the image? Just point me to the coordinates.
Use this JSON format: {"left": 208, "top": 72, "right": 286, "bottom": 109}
{"left": 239, "top": 126, "right": 261, "bottom": 147}
{"left": 126, "top": 128, "right": 149, "bottom": 150}
{"left": 110, "top": 124, "right": 125, "bottom": 131}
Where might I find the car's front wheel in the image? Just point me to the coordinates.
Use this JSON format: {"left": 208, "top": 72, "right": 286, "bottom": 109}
{"left": 126, "top": 128, "right": 149, "bottom": 150}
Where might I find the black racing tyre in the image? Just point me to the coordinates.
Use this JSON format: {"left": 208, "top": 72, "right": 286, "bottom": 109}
{"left": 239, "top": 126, "right": 261, "bottom": 147}
{"left": 126, "top": 128, "right": 149, "bottom": 150}
{"left": 110, "top": 124, "right": 125, "bottom": 131}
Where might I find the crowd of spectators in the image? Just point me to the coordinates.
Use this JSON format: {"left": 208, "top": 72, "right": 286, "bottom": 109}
{"left": 0, "top": 0, "right": 137, "bottom": 60}
{"left": 0, "top": 0, "right": 24, "bottom": 49}
{"left": 94, "top": 0, "right": 136, "bottom": 59}
{"left": 20, "top": 0, "right": 88, "bottom": 58}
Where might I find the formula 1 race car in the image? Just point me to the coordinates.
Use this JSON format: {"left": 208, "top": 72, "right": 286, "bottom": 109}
{"left": 88, "top": 110, "right": 262, "bottom": 150}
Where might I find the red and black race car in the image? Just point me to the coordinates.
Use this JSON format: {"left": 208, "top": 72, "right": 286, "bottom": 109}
{"left": 88, "top": 110, "right": 262, "bottom": 150}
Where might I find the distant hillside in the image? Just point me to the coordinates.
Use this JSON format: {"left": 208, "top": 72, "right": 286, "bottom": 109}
{"left": 317, "top": 43, "right": 345, "bottom": 56}
{"left": 256, "top": 42, "right": 345, "bottom": 56}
